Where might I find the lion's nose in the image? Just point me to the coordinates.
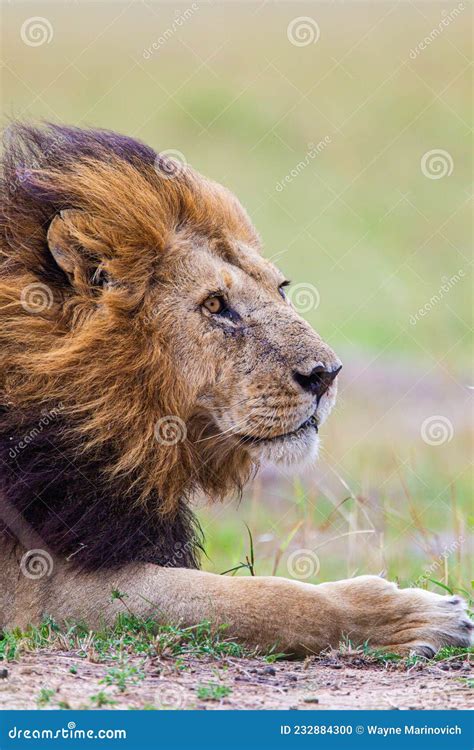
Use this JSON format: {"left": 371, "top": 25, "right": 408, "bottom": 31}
{"left": 293, "top": 364, "right": 342, "bottom": 400}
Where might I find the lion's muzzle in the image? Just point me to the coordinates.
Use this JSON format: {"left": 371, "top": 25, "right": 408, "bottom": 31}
{"left": 293, "top": 363, "right": 342, "bottom": 401}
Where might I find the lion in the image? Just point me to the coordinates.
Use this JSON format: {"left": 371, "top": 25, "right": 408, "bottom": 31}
{"left": 0, "top": 123, "right": 471, "bottom": 656}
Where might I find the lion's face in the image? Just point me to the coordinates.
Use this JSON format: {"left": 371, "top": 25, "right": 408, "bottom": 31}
{"left": 150, "top": 228, "right": 341, "bottom": 467}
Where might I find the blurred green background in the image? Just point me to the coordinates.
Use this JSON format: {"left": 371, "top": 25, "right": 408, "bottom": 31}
{"left": 2, "top": 1, "right": 472, "bottom": 591}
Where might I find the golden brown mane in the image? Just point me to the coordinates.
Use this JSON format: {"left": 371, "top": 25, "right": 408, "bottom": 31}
{"left": 0, "top": 123, "right": 257, "bottom": 569}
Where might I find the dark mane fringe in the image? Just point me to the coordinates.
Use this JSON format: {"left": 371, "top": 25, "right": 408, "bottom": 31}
{"left": 0, "top": 408, "right": 203, "bottom": 570}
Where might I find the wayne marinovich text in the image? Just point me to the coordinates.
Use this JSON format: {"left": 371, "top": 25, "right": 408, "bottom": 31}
{"left": 366, "top": 724, "right": 462, "bottom": 735}
{"left": 279, "top": 723, "right": 463, "bottom": 736}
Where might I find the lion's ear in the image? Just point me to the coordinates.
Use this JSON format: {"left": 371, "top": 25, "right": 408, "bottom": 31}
{"left": 46, "top": 210, "right": 84, "bottom": 280}
{"left": 47, "top": 209, "right": 110, "bottom": 289}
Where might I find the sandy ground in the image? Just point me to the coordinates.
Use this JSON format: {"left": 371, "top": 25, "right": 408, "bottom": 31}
{"left": 1, "top": 650, "right": 472, "bottom": 711}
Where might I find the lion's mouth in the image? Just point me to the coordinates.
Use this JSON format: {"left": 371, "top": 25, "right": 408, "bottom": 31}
{"left": 237, "top": 414, "right": 319, "bottom": 445}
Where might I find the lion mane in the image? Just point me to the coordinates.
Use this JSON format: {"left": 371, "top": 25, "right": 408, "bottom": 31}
{"left": 0, "top": 123, "right": 256, "bottom": 571}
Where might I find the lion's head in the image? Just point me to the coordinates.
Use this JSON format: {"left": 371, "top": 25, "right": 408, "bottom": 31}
{"left": 0, "top": 124, "right": 340, "bottom": 568}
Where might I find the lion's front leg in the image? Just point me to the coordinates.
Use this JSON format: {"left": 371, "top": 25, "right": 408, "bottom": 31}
{"left": 113, "top": 570, "right": 473, "bottom": 656}
{"left": 21, "top": 566, "right": 472, "bottom": 658}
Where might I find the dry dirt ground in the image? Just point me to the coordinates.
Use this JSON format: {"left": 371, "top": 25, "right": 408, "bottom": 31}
{"left": 1, "top": 650, "right": 472, "bottom": 711}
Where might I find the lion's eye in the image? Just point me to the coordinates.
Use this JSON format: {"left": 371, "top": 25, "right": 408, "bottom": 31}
{"left": 279, "top": 280, "right": 291, "bottom": 299}
{"left": 203, "top": 295, "right": 226, "bottom": 314}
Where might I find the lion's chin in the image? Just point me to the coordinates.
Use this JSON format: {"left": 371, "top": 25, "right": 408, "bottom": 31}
{"left": 248, "top": 425, "right": 320, "bottom": 468}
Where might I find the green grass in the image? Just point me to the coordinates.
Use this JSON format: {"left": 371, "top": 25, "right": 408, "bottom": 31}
{"left": 90, "top": 692, "right": 117, "bottom": 708}
{"left": 359, "top": 643, "right": 473, "bottom": 669}
{"left": 431, "top": 646, "right": 474, "bottom": 663}
{"left": 36, "top": 688, "right": 55, "bottom": 707}
{"left": 0, "top": 614, "right": 249, "bottom": 664}
{"left": 196, "top": 683, "right": 232, "bottom": 702}
{"left": 101, "top": 663, "right": 146, "bottom": 693}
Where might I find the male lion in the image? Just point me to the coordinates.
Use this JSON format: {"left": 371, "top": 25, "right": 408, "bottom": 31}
{"left": 0, "top": 124, "right": 471, "bottom": 656}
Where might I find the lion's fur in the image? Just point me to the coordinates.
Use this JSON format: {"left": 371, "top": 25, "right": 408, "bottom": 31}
{"left": 0, "top": 124, "right": 261, "bottom": 569}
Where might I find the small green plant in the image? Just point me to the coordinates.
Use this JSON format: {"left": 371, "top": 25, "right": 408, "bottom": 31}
{"left": 196, "top": 682, "right": 232, "bottom": 701}
{"left": 366, "top": 648, "right": 403, "bottom": 665}
{"left": 152, "top": 620, "right": 245, "bottom": 659}
{"left": 69, "top": 665, "right": 78, "bottom": 674}
{"left": 432, "top": 645, "right": 473, "bottom": 663}
{"left": 264, "top": 645, "right": 288, "bottom": 663}
{"left": 90, "top": 691, "right": 117, "bottom": 707}
{"left": 100, "top": 662, "right": 145, "bottom": 693}
{"left": 0, "top": 629, "right": 21, "bottom": 661}
{"left": 37, "top": 688, "right": 56, "bottom": 707}
{"left": 426, "top": 579, "right": 455, "bottom": 595}
{"left": 221, "top": 523, "right": 256, "bottom": 576}
{"left": 110, "top": 589, "right": 135, "bottom": 615}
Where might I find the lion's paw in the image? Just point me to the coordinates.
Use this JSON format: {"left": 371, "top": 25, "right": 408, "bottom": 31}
{"left": 365, "top": 579, "right": 473, "bottom": 657}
